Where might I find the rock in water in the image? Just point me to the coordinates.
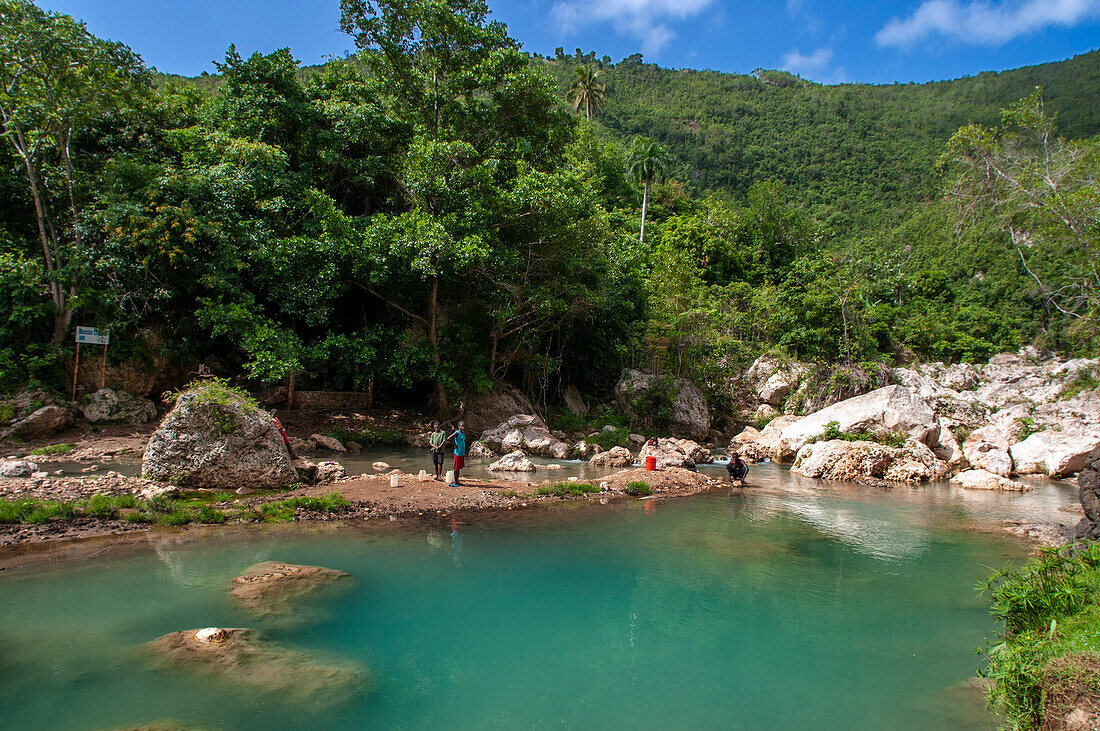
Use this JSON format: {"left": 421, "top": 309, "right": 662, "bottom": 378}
{"left": 590, "top": 446, "right": 634, "bottom": 467}
{"left": 315, "top": 461, "right": 346, "bottom": 482}
{"left": 791, "top": 439, "right": 946, "bottom": 483}
{"left": 141, "top": 386, "right": 298, "bottom": 490}
{"left": 310, "top": 434, "right": 346, "bottom": 452}
{"left": 229, "top": 562, "right": 351, "bottom": 619}
{"left": 147, "top": 627, "right": 364, "bottom": 704}
{"left": 950, "top": 468, "right": 1028, "bottom": 491}
{"left": 82, "top": 388, "right": 157, "bottom": 424}
{"left": 487, "top": 450, "right": 537, "bottom": 472}
{"left": 0, "top": 459, "right": 38, "bottom": 478}
{"left": 638, "top": 438, "right": 711, "bottom": 469}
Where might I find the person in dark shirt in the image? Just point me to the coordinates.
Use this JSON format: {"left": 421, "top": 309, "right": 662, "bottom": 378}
{"left": 727, "top": 453, "right": 749, "bottom": 485}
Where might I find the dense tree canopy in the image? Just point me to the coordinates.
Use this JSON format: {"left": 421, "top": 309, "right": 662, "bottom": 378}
{"left": 1, "top": 0, "right": 1098, "bottom": 413}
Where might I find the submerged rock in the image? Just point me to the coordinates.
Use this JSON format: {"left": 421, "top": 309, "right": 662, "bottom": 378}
{"left": 487, "top": 450, "right": 537, "bottom": 472}
{"left": 229, "top": 561, "right": 351, "bottom": 618}
{"left": 615, "top": 370, "right": 710, "bottom": 440}
{"left": 147, "top": 627, "right": 364, "bottom": 704}
{"left": 589, "top": 446, "right": 634, "bottom": 468}
{"left": 141, "top": 387, "right": 298, "bottom": 490}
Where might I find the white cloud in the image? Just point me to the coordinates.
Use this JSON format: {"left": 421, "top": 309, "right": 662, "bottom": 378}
{"left": 551, "top": 0, "right": 714, "bottom": 54}
{"left": 876, "top": 0, "right": 1100, "bottom": 47}
{"left": 782, "top": 47, "right": 850, "bottom": 83}
{"left": 786, "top": 0, "right": 805, "bottom": 13}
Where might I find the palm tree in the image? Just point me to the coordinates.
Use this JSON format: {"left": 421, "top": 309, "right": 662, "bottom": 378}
{"left": 567, "top": 64, "right": 607, "bottom": 121}
{"left": 626, "top": 138, "right": 673, "bottom": 244}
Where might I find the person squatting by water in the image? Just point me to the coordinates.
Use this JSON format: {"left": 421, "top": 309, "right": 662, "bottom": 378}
{"left": 448, "top": 421, "right": 467, "bottom": 487}
{"left": 429, "top": 420, "right": 447, "bottom": 481}
{"left": 727, "top": 452, "right": 749, "bottom": 486}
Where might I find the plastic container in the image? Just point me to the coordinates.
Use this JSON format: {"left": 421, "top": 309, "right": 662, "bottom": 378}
{"left": 645, "top": 455, "right": 657, "bottom": 471}
{"left": 445, "top": 470, "right": 454, "bottom": 484}
{"left": 390, "top": 474, "right": 400, "bottom": 487}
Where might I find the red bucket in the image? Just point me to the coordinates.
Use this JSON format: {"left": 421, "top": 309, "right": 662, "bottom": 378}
{"left": 645, "top": 455, "right": 657, "bottom": 471}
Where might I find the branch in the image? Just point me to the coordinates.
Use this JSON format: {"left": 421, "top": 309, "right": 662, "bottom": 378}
{"left": 354, "top": 282, "right": 428, "bottom": 324}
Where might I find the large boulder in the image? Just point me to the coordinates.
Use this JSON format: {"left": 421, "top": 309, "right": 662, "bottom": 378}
{"left": 791, "top": 439, "right": 946, "bottom": 483}
{"left": 932, "top": 419, "right": 968, "bottom": 474}
{"left": 950, "top": 468, "right": 1027, "bottom": 491}
{"left": 479, "top": 414, "right": 567, "bottom": 458}
{"left": 745, "top": 356, "right": 807, "bottom": 407}
{"left": 729, "top": 415, "right": 800, "bottom": 463}
{"left": 590, "top": 446, "right": 634, "bottom": 468}
{"left": 488, "top": 450, "right": 537, "bottom": 472}
{"left": 777, "top": 386, "right": 938, "bottom": 461}
{"left": 0, "top": 459, "right": 38, "bottom": 478}
{"left": 943, "top": 363, "right": 980, "bottom": 391}
{"left": 1010, "top": 431, "right": 1100, "bottom": 478}
{"left": 142, "top": 385, "right": 298, "bottom": 490}
{"left": 962, "top": 421, "right": 1017, "bottom": 478}
{"left": 147, "top": 628, "right": 364, "bottom": 704}
{"left": 81, "top": 388, "right": 157, "bottom": 424}
{"left": 614, "top": 370, "right": 710, "bottom": 440}
{"left": 639, "top": 438, "right": 711, "bottom": 469}
{"left": 1, "top": 405, "right": 73, "bottom": 441}
{"left": 310, "top": 434, "right": 346, "bottom": 452}
{"left": 462, "top": 386, "right": 536, "bottom": 433}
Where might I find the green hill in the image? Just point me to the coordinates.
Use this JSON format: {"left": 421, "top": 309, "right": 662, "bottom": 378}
{"left": 538, "top": 49, "right": 1100, "bottom": 232}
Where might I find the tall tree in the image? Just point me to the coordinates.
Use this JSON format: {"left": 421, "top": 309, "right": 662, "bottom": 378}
{"left": 0, "top": 0, "right": 147, "bottom": 342}
{"left": 567, "top": 64, "right": 606, "bottom": 121}
{"left": 626, "top": 137, "right": 673, "bottom": 244}
{"left": 944, "top": 89, "right": 1100, "bottom": 341}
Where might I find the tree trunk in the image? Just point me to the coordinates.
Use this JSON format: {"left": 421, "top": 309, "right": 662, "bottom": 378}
{"left": 427, "top": 276, "right": 449, "bottom": 418}
{"left": 639, "top": 177, "right": 650, "bottom": 244}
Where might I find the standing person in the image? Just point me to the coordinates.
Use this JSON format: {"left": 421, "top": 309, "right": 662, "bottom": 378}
{"left": 428, "top": 420, "right": 447, "bottom": 481}
{"left": 727, "top": 452, "right": 749, "bottom": 486}
{"left": 448, "top": 421, "right": 467, "bottom": 487}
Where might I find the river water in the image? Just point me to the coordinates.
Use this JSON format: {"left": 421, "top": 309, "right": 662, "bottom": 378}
{"left": 2, "top": 462, "right": 1076, "bottom": 729}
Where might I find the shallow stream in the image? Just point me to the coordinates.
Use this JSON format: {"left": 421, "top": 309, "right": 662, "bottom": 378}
{"left": 1, "top": 467, "right": 1075, "bottom": 729}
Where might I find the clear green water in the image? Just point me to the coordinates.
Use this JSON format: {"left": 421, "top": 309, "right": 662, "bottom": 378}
{"left": 0, "top": 479, "right": 1039, "bottom": 730}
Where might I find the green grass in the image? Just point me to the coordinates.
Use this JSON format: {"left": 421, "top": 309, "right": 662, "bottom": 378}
{"left": 31, "top": 442, "right": 75, "bottom": 456}
{"left": 537, "top": 482, "right": 600, "bottom": 497}
{"left": 980, "top": 543, "right": 1100, "bottom": 728}
{"left": 257, "top": 492, "right": 351, "bottom": 522}
{"left": 625, "top": 481, "right": 652, "bottom": 496}
{"left": 1062, "top": 370, "right": 1100, "bottom": 400}
{"left": 155, "top": 508, "right": 193, "bottom": 526}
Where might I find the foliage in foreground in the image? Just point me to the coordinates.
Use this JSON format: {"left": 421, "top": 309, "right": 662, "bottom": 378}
{"left": 537, "top": 482, "right": 599, "bottom": 497}
{"left": 980, "top": 543, "right": 1100, "bottom": 728}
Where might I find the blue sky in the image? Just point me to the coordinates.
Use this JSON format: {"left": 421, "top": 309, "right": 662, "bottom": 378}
{"left": 43, "top": 0, "right": 1100, "bottom": 84}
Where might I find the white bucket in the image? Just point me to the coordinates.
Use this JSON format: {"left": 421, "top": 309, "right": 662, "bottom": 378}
{"left": 390, "top": 474, "right": 400, "bottom": 487}
{"left": 445, "top": 470, "right": 454, "bottom": 484}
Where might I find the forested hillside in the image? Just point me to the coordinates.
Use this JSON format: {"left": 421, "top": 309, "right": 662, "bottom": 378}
{"left": 1, "top": 0, "right": 1097, "bottom": 421}
{"left": 539, "top": 50, "right": 1100, "bottom": 231}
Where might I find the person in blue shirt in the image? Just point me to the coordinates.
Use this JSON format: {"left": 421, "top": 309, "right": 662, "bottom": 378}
{"left": 447, "top": 421, "right": 467, "bottom": 487}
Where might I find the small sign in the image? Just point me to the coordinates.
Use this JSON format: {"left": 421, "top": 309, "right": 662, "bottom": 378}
{"left": 76, "top": 326, "right": 109, "bottom": 345}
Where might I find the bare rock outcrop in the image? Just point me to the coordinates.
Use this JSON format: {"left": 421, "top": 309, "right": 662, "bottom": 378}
{"left": 0, "top": 459, "right": 38, "bottom": 478}
{"left": 1, "top": 405, "right": 73, "bottom": 441}
{"left": 777, "top": 386, "right": 938, "bottom": 462}
{"left": 462, "top": 385, "right": 536, "bottom": 432}
{"left": 729, "top": 415, "right": 799, "bottom": 463}
{"left": 479, "top": 414, "right": 568, "bottom": 458}
{"left": 1010, "top": 431, "right": 1100, "bottom": 478}
{"left": 639, "top": 438, "right": 712, "bottom": 469}
{"left": 615, "top": 370, "right": 710, "bottom": 439}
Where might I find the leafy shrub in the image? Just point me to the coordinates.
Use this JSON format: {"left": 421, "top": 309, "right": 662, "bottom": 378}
{"left": 626, "top": 376, "right": 676, "bottom": 432}
{"left": 167, "top": 377, "right": 258, "bottom": 409}
{"left": 0, "top": 403, "right": 14, "bottom": 425}
{"left": 31, "top": 443, "right": 75, "bottom": 456}
{"left": 980, "top": 544, "right": 1100, "bottom": 728}
{"left": 590, "top": 427, "right": 633, "bottom": 451}
{"left": 814, "top": 420, "right": 907, "bottom": 448}
{"left": 328, "top": 427, "right": 403, "bottom": 447}
{"left": 537, "top": 482, "right": 599, "bottom": 497}
{"left": 625, "top": 481, "right": 652, "bottom": 496}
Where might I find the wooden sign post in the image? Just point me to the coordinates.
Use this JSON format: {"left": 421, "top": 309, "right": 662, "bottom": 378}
{"left": 75, "top": 326, "right": 110, "bottom": 397}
